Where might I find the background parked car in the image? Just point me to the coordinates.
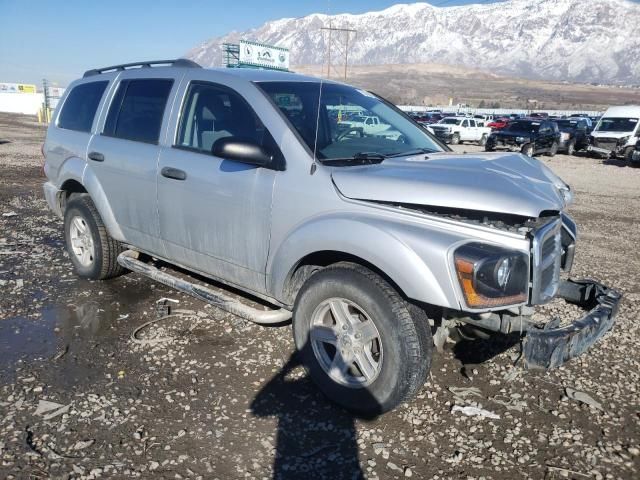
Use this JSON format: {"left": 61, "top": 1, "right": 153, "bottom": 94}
{"left": 555, "top": 118, "right": 591, "bottom": 154}
{"left": 588, "top": 106, "right": 640, "bottom": 161}
{"left": 485, "top": 119, "right": 561, "bottom": 156}
{"left": 430, "top": 116, "right": 492, "bottom": 145}
{"left": 487, "top": 117, "right": 510, "bottom": 130}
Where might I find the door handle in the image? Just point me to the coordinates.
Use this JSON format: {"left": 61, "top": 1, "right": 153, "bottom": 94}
{"left": 161, "top": 167, "right": 187, "bottom": 181}
{"left": 88, "top": 151, "right": 104, "bottom": 162}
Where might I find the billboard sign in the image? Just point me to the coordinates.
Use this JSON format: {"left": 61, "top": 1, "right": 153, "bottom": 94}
{"left": 0, "top": 83, "right": 37, "bottom": 94}
{"left": 239, "top": 40, "right": 289, "bottom": 71}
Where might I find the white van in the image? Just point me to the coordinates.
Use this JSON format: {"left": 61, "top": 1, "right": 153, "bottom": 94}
{"left": 589, "top": 106, "right": 640, "bottom": 161}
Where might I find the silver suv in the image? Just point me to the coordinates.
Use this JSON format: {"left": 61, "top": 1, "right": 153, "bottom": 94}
{"left": 43, "top": 59, "right": 621, "bottom": 415}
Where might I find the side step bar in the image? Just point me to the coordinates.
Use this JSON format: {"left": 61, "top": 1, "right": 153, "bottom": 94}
{"left": 117, "top": 250, "right": 292, "bottom": 325}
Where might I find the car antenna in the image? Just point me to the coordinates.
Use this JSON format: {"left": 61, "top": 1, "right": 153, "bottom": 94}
{"left": 311, "top": 0, "right": 331, "bottom": 175}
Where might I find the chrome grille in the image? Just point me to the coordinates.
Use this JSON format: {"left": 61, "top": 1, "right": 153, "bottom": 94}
{"left": 531, "top": 218, "right": 562, "bottom": 304}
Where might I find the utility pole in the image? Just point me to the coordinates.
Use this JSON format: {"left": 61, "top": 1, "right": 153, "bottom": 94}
{"left": 42, "top": 79, "right": 49, "bottom": 111}
{"left": 320, "top": 24, "right": 357, "bottom": 80}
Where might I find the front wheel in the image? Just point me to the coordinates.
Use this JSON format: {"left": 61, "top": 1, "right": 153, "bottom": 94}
{"left": 521, "top": 143, "right": 534, "bottom": 157}
{"left": 567, "top": 140, "right": 576, "bottom": 156}
{"left": 292, "top": 263, "right": 432, "bottom": 416}
{"left": 547, "top": 142, "right": 558, "bottom": 157}
{"left": 624, "top": 146, "right": 635, "bottom": 163}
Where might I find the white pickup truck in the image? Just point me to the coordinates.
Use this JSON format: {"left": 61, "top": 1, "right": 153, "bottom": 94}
{"left": 429, "top": 116, "right": 492, "bottom": 145}
{"left": 338, "top": 114, "right": 403, "bottom": 141}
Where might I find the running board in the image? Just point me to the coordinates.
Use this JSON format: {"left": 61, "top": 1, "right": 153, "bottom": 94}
{"left": 117, "top": 250, "right": 292, "bottom": 325}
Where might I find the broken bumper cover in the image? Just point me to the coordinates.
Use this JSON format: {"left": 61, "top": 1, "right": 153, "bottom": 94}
{"left": 587, "top": 145, "right": 614, "bottom": 157}
{"left": 522, "top": 279, "right": 622, "bottom": 369}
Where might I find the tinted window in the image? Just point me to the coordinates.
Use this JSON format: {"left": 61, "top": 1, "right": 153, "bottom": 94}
{"left": 176, "top": 82, "right": 283, "bottom": 164}
{"left": 104, "top": 79, "right": 173, "bottom": 144}
{"left": 58, "top": 81, "right": 108, "bottom": 132}
{"left": 506, "top": 121, "right": 540, "bottom": 133}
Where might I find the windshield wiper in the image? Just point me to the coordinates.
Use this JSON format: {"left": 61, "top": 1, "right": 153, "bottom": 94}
{"left": 385, "top": 147, "right": 437, "bottom": 158}
{"left": 320, "top": 152, "right": 387, "bottom": 165}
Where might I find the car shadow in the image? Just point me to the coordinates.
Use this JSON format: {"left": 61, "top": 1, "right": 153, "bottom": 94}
{"left": 602, "top": 158, "right": 629, "bottom": 167}
{"left": 452, "top": 331, "right": 520, "bottom": 366}
{"left": 251, "top": 342, "right": 380, "bottom": 480}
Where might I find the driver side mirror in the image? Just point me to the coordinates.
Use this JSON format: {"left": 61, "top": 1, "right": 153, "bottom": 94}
{"left": 212, "top": 137, "right": 273, "bottom": 168}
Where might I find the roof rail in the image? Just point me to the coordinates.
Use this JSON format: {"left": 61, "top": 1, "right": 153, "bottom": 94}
{"left": 83, "top": 59, "right": 201, "bottom": 78}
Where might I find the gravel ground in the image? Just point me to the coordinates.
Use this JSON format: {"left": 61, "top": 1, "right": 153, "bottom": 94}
{"left": 1, "top": 111, "right": 639, "bottom": 479}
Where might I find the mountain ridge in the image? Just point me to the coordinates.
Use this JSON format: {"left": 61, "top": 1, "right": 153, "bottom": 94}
{"left": 186, "top": 0, "right": 640, "bottom": 84}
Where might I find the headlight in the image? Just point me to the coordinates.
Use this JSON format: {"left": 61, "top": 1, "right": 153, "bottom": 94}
{"left": 454, "top": 243, "right": 529, "bottom": 308}
{"left": 560, "top": 132, "right": 570, "bottom": 141}
{"left": 618, "top": 136, "right": 630, "bottom": 146}
{"left": 515, "top": 136, "right": 530, "bottom": 143}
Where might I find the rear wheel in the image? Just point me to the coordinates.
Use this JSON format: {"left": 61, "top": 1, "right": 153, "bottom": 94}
{"left": 63, "top": 195, "right": 125, "bottom": 280}
{"left": 566, "top": 140, "right": 576, "bottom": 156}
{"left": 547, "top": 142, "right": 558, "bottom": 157}
{"left": 478, "top": 134, "right": 488, "bottom": 146}
{"left": 450, "top": 133, "right": 460, "bottom": 145}
{"left": 293, "top": 263, "right": 432, "bottom": 415}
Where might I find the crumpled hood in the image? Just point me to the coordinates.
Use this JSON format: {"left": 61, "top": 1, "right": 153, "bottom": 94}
{"left": 331, "top": 151, "right": 570, "bottom": 218}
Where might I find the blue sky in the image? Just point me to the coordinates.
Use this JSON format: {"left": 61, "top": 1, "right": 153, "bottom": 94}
{"left": 0, "top": 0, "right": 637, "bottom": 86}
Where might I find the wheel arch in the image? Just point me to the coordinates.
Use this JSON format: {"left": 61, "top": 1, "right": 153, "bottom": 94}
{"left": 58, "top": 168, "right": 125, "bottom": 241}
{"left": 268, "top": 217, "right": 453, "bottom": 309}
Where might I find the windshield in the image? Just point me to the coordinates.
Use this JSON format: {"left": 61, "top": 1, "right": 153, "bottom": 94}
{"left": 505, "top": 120, "right": 540, "bottom": 133}
{"left": 256, "top": 81, "right": 444, "bottom": 160}
{"left": 596, "top": 117, "right": 638, "bottom": 133}
{"left": 440, "top": 118, "right": 461, "bottom": 125}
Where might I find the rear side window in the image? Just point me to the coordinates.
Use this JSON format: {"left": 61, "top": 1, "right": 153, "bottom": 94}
{"left": 57, "top": 81, "right": 108, "bottom": 132}
{"left": 103, "top": 79, "right": 173, "bottom": 144}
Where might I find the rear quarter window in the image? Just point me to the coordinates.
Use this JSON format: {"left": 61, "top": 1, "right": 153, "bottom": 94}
{"left": 57, "top": 81, "right": 109, "bottom": 132}
{"left": 103, "top": 79, "right": 174, "bottom": 144}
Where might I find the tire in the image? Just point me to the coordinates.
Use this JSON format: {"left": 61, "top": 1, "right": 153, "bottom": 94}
{"left": 292, "top": 263, "right": 432, "bottom": 416}
{"left": 624, "top": 146, "right": 634, "bottom": 163}
{"left": 521, "top": 143, "right": 534, "bottom": 157}
{"left": 547, "top": 142, "right": 558, "bottom": 157}
{"left": 450, "top": 133, "right": 460, "bottom": 145}
{"left": 63, "top": 195, "right": 125, "bottom": 280}
{"left": 566, "top": 140, "right": 576, "bottom": 156}
{"left": 478, "top": 134, "right": 488, "bottom": 146}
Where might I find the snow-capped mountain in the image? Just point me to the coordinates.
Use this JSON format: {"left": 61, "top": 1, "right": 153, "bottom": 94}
{"left": 186, "top": 0, "right": 640, "bottom": 84}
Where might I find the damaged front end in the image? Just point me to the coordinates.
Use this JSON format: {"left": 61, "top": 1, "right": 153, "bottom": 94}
{"left": 447, "top": 213, "right": 622, "bottom": 369}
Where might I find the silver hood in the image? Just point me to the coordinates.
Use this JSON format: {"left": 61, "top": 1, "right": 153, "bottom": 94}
{"left": 331, "top": 151, "right": 571, "bottom": 218}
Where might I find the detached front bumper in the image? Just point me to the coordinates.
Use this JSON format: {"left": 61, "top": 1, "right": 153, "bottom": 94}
{"left": 587, "top": 145, "right": 613, "bottom": 157}
{"left": 522, "top": 279, "right": 622, "bottom": 369}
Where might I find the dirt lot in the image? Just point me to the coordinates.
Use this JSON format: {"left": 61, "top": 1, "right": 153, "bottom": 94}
{"left": 1, "top": 111, "right": 639, "bottom": 480}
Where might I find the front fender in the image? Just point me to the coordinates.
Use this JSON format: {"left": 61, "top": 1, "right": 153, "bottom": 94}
{"left": 267, "top": 213, "right": 461, "bottom": 309}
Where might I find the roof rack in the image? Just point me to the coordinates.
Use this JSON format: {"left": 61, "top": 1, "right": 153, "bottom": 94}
{"left": 83, "top": 59, "right": 201, "bottom": 78}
